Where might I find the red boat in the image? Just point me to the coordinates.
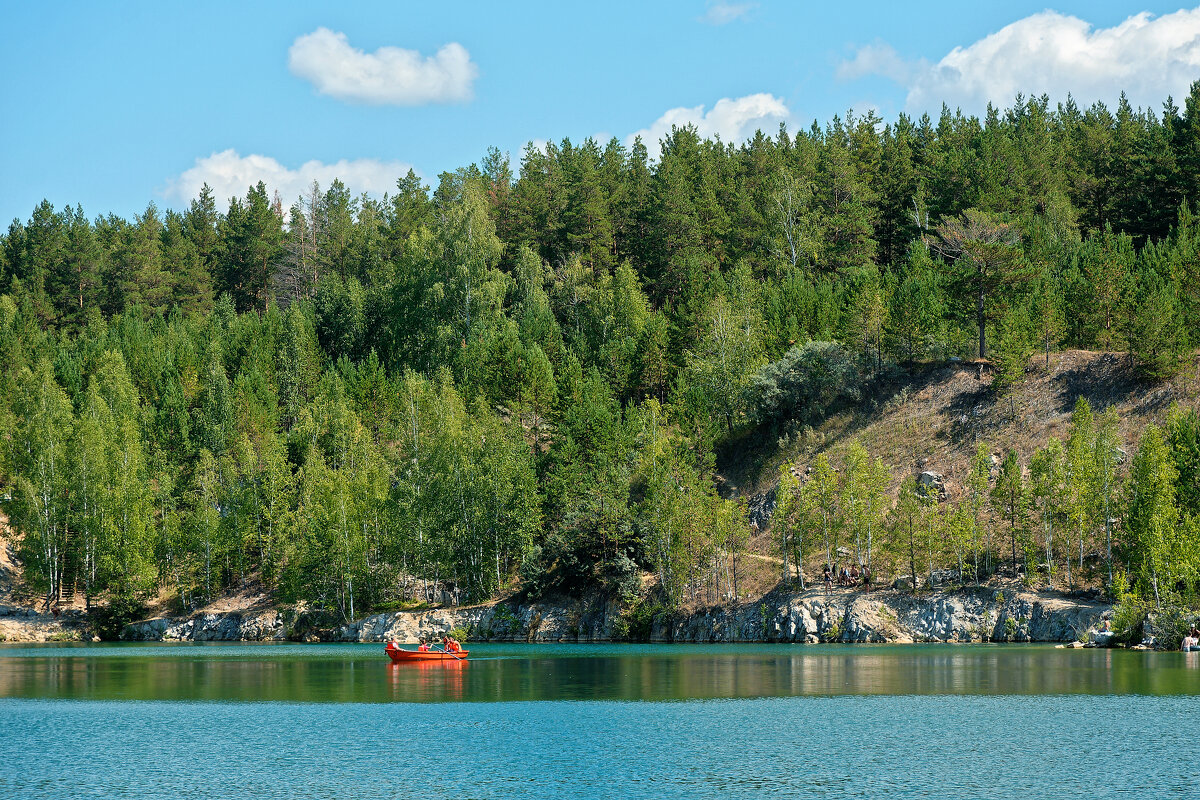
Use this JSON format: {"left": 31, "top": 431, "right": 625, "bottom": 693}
{"left": 385, "top": 643, "right": 468, "bottom": 662}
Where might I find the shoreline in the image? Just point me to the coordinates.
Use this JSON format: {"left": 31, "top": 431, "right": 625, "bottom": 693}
{"left": 113, "top": 584, "right": 1114, "bottom": 647}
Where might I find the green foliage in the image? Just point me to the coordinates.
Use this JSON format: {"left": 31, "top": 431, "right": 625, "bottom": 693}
{"left": 1166, "top": 404, "right": 1200, "bottom": 516}
{"left": 6, "top": 85, "right": 1200, "bottom": 623}
{"left": 90, "top": 597, "right": 148, "bottom": 641}
{"left": 930, "top": 208, "right": 1031, "bottom": 359}
{"left": 991, "top": 450, "right": 1028, "bottom": 573}
{"left": 749, "top": 341, "right": 862, "bottom": 429}
{"left": 1124, "top": 425, "right": 1196, "bottom": 606}
{"left": 617, "top": 599, "right": 669, "bottom": 642}
{"left": 886, "top": 243, "right": 945, "bottom": 363}
{"left": 991, "top": 307, "right": 1033, "bottom": 417}
{"left": 888, "top": 476, "right": 925, "bottom": 594}
{"left": 1129, "top": 266, "right": 1189, "bottom": 378}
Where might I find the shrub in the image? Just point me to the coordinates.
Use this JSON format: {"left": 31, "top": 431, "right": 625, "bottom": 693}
{"left": 619, "top": 600, "right": 668, "bottom": 642}
{"left": 91, "top": 596, "right": 148, "bottom": 641}
{"left": 748, "top": 341, "right": 862, "bottom": 428}
{"left": 607, "top": 551, "right": 642, "bottom": 602}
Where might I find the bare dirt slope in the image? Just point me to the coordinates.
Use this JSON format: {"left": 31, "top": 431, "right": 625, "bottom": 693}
{"left": 0, "top": 512, "right": 84, "bottom": 641}
{"left": 731, "top": 349, "right": 1198, "bottom": 503}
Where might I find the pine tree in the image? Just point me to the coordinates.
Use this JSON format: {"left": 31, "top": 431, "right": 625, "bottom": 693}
{"left": 930, "top": 208, "right": 1031, "bottom": 358}
{"left": 887, "top": 242, "right": 943, "bottom": 363}
{"left": 1128, "top": 266, "right": 1188, "bottom": 378}
{"left": 1028, "top": 274, "right": 1065, "bottom": 368}
{"left": 217, "top": 182, "right": 284, "bottom": 312}
{"left": 991, "top": 308, "right": 1032, "bottom": 419}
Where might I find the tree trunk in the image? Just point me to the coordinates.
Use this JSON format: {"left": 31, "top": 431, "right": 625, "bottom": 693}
{"left": 977, "top": 286, "right": 986, "bottom": 359}
{"left": 908, "top": 521, "right": 917, "bottom": 594}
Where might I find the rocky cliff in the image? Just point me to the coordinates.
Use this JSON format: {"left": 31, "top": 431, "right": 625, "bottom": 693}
{"left": 121, "top": 586, "right": 1109, "bottom": 645}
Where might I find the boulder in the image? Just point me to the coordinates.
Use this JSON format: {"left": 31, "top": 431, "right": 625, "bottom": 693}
{"left": 917, "top": 471, "right": 947, "bottom": 500}
{"left": 918, "top": 471, "right": 944, "bottom": 488}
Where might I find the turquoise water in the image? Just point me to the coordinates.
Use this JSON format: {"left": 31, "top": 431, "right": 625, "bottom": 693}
{"left": 1, "top": 643, "right": 1197, "bottom": 798}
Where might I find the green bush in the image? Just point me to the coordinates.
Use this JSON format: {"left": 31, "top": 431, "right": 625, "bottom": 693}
{"left": 619, "top": 600, "right": 667, "bottom": 642}
{"left": 91, "top": 596, "right": 148, "bottom": 641}
{"left": 607, "top": 551, "right": 642, "bottom": 602}
{"left": 749, "top": 341, "right": 863, "bottom": 428}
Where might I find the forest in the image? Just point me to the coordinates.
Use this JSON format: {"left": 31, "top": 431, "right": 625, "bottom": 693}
{"left": 3, "top": 85, "right": 1200, "bottom": 621}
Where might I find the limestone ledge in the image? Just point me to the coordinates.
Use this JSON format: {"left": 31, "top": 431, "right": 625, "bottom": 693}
{"left": 121, "top": 587, "right": 1109, "bottom": 645}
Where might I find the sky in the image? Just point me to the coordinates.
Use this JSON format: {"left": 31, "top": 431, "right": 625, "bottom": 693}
{"left": 4, "top": 1, "right": 1200, "bottom": 224}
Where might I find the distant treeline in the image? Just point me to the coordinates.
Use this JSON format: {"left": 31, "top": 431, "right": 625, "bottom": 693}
{"left": 3, "top": 87, "right": 1200, "bottom": 615}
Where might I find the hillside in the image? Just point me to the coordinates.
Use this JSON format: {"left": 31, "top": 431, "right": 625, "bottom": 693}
{"left": 719, "top": 349, "right": 1200, "bottom": 599}
{"left": 730, "top": 349, "right": 1193, "bottom": 498}
{"left": 1, "top": 348, "right": 1196, "bottom": 641}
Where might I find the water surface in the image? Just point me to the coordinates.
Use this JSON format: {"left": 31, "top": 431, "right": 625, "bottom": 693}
{"left": 1, "top": 643, "right": 1196, "bottom": 799}
{"left": 2, "top": 641, "right": 1198, "bottom": 702}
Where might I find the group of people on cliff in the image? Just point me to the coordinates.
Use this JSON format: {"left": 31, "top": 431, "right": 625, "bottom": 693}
{"left": 823, "top": 563, "right": 871, "bottom": 593}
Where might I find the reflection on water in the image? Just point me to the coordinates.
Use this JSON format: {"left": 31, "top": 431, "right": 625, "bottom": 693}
{"left": 0, "top": 643, "right": 1198, "bottom": 702}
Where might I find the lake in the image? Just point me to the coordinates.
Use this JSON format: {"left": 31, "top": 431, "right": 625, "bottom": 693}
{"left": 0, "top": 643, "right": 1197, "bottom": 798}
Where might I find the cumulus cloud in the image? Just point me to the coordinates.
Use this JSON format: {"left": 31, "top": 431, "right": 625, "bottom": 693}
{"left": 288, "top": 27, "right": 477, "bottom": 105}
{"left": 842, "top": 8, "right": 1200, "bottom": 113}
{"left": 701, "top": 2, "right": 756, "bottom": 25}
{"left": 627, "top": 93, "right": 792, "bottom": 154}
{"left": 163, "top": 150, "right": 416, "bottom": 208}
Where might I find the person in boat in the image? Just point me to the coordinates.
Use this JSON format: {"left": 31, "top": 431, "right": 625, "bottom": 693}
{"left": 417, "top": 637, "right": 429, "bottom": 652}
{"left": 446, "top": 636, "right": 462, "bottom": 653}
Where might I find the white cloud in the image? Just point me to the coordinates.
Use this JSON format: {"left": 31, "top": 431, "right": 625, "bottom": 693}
{"left": 842, "top": 8, "right": 1200, "bottom": 114}
{"left": 627, "top": 93, "right": 792, "bottom": 155}
{"left": 288, "top": 27, "right": 477, "bottom": 106}
{"left": 836, "top": 41, "right": 918, "bottom": 84}
{"left": 701, "top": 1, "right": 756, "bottom": 25}
{"left": 163, "top": 150, "right": 416, "bottom": 208}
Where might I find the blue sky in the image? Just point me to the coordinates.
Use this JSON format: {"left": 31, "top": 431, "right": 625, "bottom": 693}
{"left": 3, "top": 1, "right": 1198, "bottom": 223}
